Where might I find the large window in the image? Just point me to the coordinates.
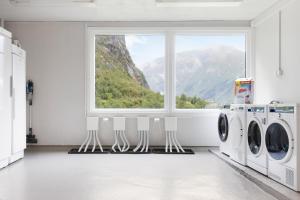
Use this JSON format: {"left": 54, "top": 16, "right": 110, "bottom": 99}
{"left": 175, "top": 34, "right": 246, "bottom": 109}
{"left": 87, "top": 29, "right": 249, "bottom": 113}
{"left": 94, "top": 34, "right": 165, "bottom": 109}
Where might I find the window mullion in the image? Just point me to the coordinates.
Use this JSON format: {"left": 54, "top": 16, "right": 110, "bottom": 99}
{"left": 88, "top": 31, "right": 96, "bottom": 114}
{"left": 166, "top": 31, "right": 175, "bottom": 114}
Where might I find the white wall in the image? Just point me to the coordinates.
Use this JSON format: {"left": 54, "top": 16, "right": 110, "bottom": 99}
{"left": 253, "top": 0, "right": 300, "bottom": 104}
{"left": 5, "top": 21, "right": 222, "bottom": 146}
{"left": 6, "top": 22, "right": 86, "bottom": 145}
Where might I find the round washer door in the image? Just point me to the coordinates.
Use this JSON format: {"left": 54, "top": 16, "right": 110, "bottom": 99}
{"left": 265, "top": 119, "right": 294, "bottom": 163}
{"left": 218, "top": 113, "right": 229, "bottom": 142}
{"left": 229, "top": 113, "right": 243, "bottom": 149}
{"left": 247, "top": 118, "right": 263, "bottom": 156}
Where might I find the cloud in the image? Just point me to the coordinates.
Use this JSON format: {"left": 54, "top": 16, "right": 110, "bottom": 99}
{"left": 125, "top": 35, "right": 148, "bottom": 48}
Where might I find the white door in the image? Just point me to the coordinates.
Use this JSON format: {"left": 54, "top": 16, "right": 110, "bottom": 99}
{"left": 12, "top": 50, "right": 26, "bottom": 153}
{"left": 265, "top": 119, "right": 293, "bottom": 162}
{"left": 0, "top": 34, "right": 12, "bottom": 163}
{"left": 247, "top": 118, "right": 263, "bottom": 156}
{"left": 230, "top": 114, "right": 243, "bottom": 149}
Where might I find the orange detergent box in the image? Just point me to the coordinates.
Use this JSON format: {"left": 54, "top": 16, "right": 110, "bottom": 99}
{"left": 234, "top": 78, "right": 254, "bottom": 104}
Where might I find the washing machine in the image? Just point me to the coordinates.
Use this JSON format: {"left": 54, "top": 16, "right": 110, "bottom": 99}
{"left": 266, "top": 104, "right": 300, "bottom": 191}
{"left": 247, "top": 105, "right": 268, "bottom": 175}
{"left": 229, "top": 104, "right": 247, "bottom": 166}
{"left": 218, "top": 105, "right": 232, "bottom": 157}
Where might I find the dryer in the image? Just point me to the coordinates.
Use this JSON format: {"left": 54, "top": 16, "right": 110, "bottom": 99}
{"left": 247, "top": 105, "right": 268, "bottom": 175}
{"left": 218, "top": 105, "right": 232, "bottom": 157}
{"left": 266, "top": 104, "right": 300, "bottom": 191}
{"left": 229, "top": 104, "right": 247, "bottom": 166}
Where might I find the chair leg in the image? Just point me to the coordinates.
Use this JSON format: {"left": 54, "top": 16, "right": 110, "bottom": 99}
{"left": 133, "top": 131, "right": 143, "bottom": 152}
{"left": 169, "top": 131, "right": 173, "bottom": 153}
{"left": 95, "top": 130, "right": 103, "bottom": 152}
{"left": 116, "top": 130, "right": 123, "bottom": 152}
{"left": 119, "top": 130, "right": 127, "bottom": 152}
{"left": 165, "top": 131, "right": 169, "bottom": 153}
{"left": 122, "top": 131, "right": 130, "bottom": 152}
{"left": 171, "top": 132, "right": 179, "bottom": 152}
{"left": 78, "top": 131, "right": 90, "bottom": 152}
{"left": 145, "top": 131, "right": 149, "bottom": 152}
{"left": 140, "top": 131, "right": 146, "bottom": 152}
{"left": 84, "top": 132, "right": 92, "bottom": 152}
{"left": 173, "top": 132, "right": 185, "bottom": 152}
{"left": 92, "top": 131, "right": 96, "bottom": 152}
{"left": 112, "top": 131, "right": 118, "bottom": 152}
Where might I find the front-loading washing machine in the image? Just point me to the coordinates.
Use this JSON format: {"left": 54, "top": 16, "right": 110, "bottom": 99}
{"left": 229, "top": 104, "right": 247, "bottom": 166}
{"left": 247, "top": 105, "right": 268, "bottom": 175}
{"left": 266, "top": 104, "right": 300, "bottom": 191}
{"left": 218, "top": 105, "right": 232, "bottom": 157}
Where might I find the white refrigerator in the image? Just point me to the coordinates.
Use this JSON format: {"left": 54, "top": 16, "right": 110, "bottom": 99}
{"left": 10, "top": 44, "right": 26, "bottom": 163}
{"left": 0, "top": 27, "right": 12, "bottom": 169}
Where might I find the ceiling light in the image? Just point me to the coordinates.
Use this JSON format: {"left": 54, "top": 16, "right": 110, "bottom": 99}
{"left": 156, "top": 0, "right": 243, "bottom": 7}
{"left": 9, "top": 0, "right": 96, "bottom": 7}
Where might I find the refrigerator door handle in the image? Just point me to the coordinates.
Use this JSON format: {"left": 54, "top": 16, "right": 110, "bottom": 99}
{"left": 12, "top": 88, "right": 15, "bottom": 120}
{"left": 10, "top": 75, "right": 13, "bottom": 97}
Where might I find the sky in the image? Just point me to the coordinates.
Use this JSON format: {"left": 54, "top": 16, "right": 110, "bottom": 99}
{"left": 125, "top": 35, "right": 165, "bottom": 69}
{"left": 125, "top": 34, "right": 246, "bottom": 70}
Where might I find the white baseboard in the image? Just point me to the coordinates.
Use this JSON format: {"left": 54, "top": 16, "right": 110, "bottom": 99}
{"left": 0, "top": 158, "right": 9, "bottom": 169}
{"left": 9, "top": 151, "right": 24, "bottom": 164}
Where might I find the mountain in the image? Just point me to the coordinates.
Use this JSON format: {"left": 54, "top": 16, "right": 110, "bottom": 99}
{"left": 143, "top": 46, "right": 245, "bottom": 105}
{"left": 95, "top": 35, "right": 149, "bottom": 88}
{"left": 94, "top": 35, "right": 163, "bottom": 108}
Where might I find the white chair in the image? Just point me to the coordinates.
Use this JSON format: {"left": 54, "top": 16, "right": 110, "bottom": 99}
{"left": 165, "top": 117, "right": 185, "bottom": 153}
{"left": 133, "top": 117, "right": 150, "bottom": 152}
{"left": 78, "top": 117, "right": 103, "bottom": 152}
{"left": 112, "top": 117, "right": 130, "bottom": 152}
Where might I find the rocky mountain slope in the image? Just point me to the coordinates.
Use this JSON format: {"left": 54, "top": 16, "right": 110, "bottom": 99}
{"left": 95, "top": 35, "right": 149, "bottom": 88}
{"left": 143, "top": 46, "right": 245, "bottom": 105}
{"left": 94, "top": 35, "right": 163, "bottom": 108}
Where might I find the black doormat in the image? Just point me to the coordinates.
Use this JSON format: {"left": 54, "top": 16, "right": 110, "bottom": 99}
{"left": 68, "top": 148, "right": 110, "bottom": 154}
{"left": 69, "top": 147, "right": 194, "bottom": 155}
{"left": 151, "top": 148, "right": 194, "bottom": 154}
{"left": 68, "top": 147, "right": 195, "bottom": 155}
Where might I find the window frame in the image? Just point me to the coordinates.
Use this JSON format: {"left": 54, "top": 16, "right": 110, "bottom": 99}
{"left": 86, "top": 27, "right": 252, "bottom": 116}
{"left": 86, "top": 28, "right": 169, "bottom": 114}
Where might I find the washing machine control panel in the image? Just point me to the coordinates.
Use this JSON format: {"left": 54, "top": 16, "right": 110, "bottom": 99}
{"left": 269, "top": 106, "right": 294, "bottom": 113}
{"left": 247, "top": 107, "right": 265, "bottom": 113}
{"left": 230, "top": 106, "right": 245, "bottom": 111}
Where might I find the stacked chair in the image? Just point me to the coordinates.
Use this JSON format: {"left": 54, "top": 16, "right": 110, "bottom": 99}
{"left": 73, "top": 116, "right": 189, "bottom": 154}
{"left": 112, "top": 117, "right": 130, "bottom": 152}
{"left": 133, "top": 117, "right": 150, "bottom": 153}
{"left": 78, "top": 117, "right": 103, "bottom": 153}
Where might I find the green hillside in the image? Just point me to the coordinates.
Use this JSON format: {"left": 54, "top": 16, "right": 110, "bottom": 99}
{"left": 95, "top": 66, "right": 164, "bottom": 108}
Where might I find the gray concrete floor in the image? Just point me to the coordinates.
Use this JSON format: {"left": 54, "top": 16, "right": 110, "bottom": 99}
{"left": 0, "top": 147, "right": 277, "bottom": 200}
{"left": 210, "top": 148, "right": 300, "bottom": 200}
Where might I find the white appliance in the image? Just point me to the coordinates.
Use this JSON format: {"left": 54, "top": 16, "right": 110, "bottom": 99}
{"left": 156, "top": 0, "right": 243, "bottom": 7}
{"left": 10, "top": 44, "right": 26, "bottom": 163}
{"left": 229, "top": 104, "right": 247, "bottom": 165}
{"left": 246, "top": 105, "right": 268, "bottom": 175}
{"left": 0, "top": 27, "right": 12, "bottom": 169}
{"left": 9, "top": 0, "right": 96, "bottom": 7}
{"left": 266, "top": 104, "right": 300, "bottom": 191}
{"left": 218, "top": 106, "right": 232, "bottom": 157}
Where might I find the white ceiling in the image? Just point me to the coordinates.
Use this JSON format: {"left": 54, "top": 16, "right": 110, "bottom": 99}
{"left": 0, "top": 0, "right": 280, "bottom": 21}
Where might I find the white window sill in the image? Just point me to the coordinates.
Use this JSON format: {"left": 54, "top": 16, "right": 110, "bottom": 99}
{"left": 88, "top": 108, "right": 220, "bottom": 118}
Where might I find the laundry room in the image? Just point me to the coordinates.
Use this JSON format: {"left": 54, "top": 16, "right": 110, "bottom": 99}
{"left": 0, "top": 0, "right": 300, "bottom": 200}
